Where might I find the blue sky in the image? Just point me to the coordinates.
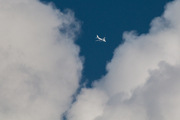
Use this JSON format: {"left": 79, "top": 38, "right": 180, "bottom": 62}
{"left": 41, "top": 0, "right": 173, "bottom": 86}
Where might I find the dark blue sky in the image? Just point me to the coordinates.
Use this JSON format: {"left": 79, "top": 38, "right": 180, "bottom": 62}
{"left": 41, "top": 0, "right": 173, "bottom": 87}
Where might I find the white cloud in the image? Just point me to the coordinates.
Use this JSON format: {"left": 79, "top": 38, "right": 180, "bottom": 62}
{"left": 94, "top": 62, "right": 180, "bottom": 120}
{"left": 0, "top": 0, "right": 82, "bottom": 120}
{"left": 67, "top": 88, "right": 108, "bottom": 120}
{"left": 67, "top": 0, "right": 180, "bottom": 120}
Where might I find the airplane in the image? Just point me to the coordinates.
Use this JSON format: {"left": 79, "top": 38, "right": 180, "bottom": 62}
{"left": 96, "top": 35, "right": 106, "bottom": 42}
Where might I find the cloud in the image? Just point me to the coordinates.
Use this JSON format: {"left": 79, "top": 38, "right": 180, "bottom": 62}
{"left": 66, "top": 0, "right": 180, "bottom": 120}
{"left": 93, "top": 62, "right": 180, "bottom": 120}
{"left": 0, "top": 0, "right": 82, "bottom": 120}
{"left": 67, "top": 88, "right": 108, "bottom": 120}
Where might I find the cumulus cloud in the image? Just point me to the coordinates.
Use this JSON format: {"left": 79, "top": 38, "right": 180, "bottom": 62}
{"left": 0, "top": 0, "right": 82, "bottom": 120}
{"left": 67, "top": 0, "right": 180, "bottom": 120}
{"left": 67, "top": 88, "right": 108, "bottom": 120}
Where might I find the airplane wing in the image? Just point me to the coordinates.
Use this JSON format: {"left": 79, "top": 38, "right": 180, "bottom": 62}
{"left": 96, "top": 35, "right": 100, "bottom": 39}
{"left": 97, "top": 35, "right": 103, "bottom": 40}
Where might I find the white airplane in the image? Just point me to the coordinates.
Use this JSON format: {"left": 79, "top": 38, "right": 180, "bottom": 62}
{"left": 96, "top": 35, "right": 106, "bottom": 42}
